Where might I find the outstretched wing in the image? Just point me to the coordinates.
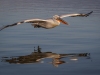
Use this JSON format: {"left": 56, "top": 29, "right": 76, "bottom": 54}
{"left": 0, "top": 19, "right": 46, "bottom": 31}
{"left": 60, "top": 11, "right": 93, "bottom": 18}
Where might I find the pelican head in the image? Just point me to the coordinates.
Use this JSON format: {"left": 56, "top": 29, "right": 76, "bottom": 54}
{"left": 53, "top": 15, "right": 68, "bottom": 25}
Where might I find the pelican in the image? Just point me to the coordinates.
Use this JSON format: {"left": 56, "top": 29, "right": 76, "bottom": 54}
{"left": 0, "top": 11, "right": 93, "bottom": 31}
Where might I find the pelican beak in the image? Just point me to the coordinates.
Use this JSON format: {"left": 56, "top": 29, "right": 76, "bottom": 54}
{"left": 57, "top": 18, "right": 68, "bottom": 25}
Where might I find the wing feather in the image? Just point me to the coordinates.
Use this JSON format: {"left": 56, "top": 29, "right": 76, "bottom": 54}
{"left": 60, "top": 11, "right": 93, "bottom": 18}
{"left": 0, "top": 19, "right": 46, "bottom": 31}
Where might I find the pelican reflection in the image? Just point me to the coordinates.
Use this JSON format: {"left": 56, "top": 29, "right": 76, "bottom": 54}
{"left": 2, "top": 46, "right": 90, "bottom": 67}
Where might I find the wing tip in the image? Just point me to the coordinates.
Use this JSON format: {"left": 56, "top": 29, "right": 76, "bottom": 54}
{"left": 85, "top": 11, "right": 93, "bottom": 17}
{"left": 0, "top": 26, "right": 5, "bottom": 31}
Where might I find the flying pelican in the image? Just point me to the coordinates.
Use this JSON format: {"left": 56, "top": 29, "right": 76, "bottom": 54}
{"left": 0, "top": 11, "right": 93, "bottom": 31}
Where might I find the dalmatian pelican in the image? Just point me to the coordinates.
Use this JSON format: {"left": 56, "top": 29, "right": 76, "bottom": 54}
{"left": 0, "top": 11, "right": 93, "bottom": 31}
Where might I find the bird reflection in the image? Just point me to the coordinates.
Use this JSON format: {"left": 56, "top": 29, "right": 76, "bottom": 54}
{"left": 2, "top": 46, "right": 90, "bottom": 67}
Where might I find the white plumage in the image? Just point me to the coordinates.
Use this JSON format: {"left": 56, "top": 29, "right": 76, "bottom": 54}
{"left": 0, "top": 11, "right": 93, "bottom": 31}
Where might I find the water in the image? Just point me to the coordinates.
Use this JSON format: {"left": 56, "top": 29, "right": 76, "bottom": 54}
{"left": 0, "top": 0, "right": 100, "bottom": 75}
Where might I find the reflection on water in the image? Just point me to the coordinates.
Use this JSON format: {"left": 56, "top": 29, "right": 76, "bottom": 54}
{"left": 0, "top": 0, "right": 100, "bottom": 74}
{"left": 2, "top": 46, "right": 91, "bottom": 67}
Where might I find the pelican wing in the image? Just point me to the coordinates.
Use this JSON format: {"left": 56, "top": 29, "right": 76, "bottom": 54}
{"left": 0, "top": 19, "right": 46, "bottom": 31}
{"left": 60, "top": 11, "right": 93, "bottom": 18}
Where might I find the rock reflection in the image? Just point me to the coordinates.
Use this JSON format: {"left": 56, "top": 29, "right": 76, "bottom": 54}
{"left": 2, "top": 46, "right": 90, "bottom": 67}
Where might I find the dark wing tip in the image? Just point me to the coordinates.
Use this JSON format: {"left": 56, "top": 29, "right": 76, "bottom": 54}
{"left": 85, "top": 11, "right": 93, "bottom": 17}
{"left": 0, "top": 26, "right": 6, "bottom": 31}
{"left": 0, "top": 25, "right": 12, "bottom": 31}
{"left": 0, "top": 21, "right": 24, "bottom": 31}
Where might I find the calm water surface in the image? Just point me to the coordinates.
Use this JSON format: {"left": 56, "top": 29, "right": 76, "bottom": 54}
{"left": 0, "top": 0, "right": 100, "bottom": 75}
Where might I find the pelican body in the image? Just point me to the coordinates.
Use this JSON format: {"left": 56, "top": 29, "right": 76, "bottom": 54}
{"left": 0, "top": 11, "right": 93, "bottom": 31}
